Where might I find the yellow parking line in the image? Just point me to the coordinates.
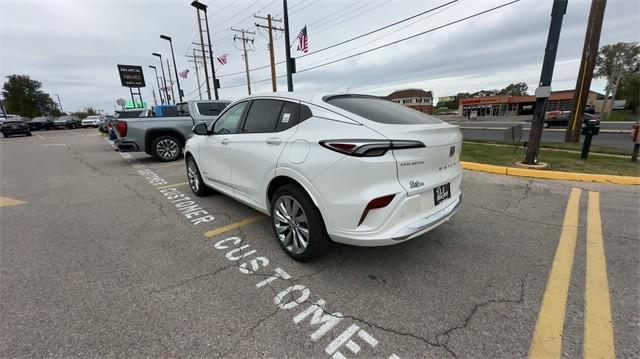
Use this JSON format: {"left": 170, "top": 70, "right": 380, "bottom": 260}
{"left": 204, "top": 215, "right": 266, "bottom": 238}
{"left": 0, "top": 196, "right": 27, "bottom": 207}
{"left": 584, "top": 191, "right": 615, "bottom": 358}
{"left": 529, "top": 188, "right": 581, "bottom": 358}
{"left": 157, "top": 182, "right": 189, "bottom": 190}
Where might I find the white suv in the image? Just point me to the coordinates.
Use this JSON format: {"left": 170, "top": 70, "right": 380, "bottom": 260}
{"left": 185, "top": 93, "right": 462, "bottom": 261}
{"left": 82, "top": 115, "right": 103, "bottom": 128}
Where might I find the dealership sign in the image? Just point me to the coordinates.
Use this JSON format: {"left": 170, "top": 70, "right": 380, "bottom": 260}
{"left": 117, "top": 65, "right": 146, "bottom": 87}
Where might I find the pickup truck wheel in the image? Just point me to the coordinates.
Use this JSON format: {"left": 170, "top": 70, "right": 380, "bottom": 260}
{"left": 186, "top": 157, "right": 212, "bottom": 196}
{"left": 152, "top": 135, "right": 182, "bottom": 162}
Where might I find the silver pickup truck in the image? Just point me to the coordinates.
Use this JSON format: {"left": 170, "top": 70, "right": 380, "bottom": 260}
{"left": 114, "top": 100, "right": 231, "bottom": 161}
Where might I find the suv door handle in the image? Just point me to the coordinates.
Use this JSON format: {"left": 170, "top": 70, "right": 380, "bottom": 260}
{"left": 266, "top": 137, "right": 282, "bottom": 145}
{"left": 221, "top": 138, "right": 230, "bottom": 145}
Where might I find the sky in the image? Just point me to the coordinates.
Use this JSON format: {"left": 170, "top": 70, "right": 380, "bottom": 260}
{"left": 1, "top": 0, "right": 638, "bottom": 113}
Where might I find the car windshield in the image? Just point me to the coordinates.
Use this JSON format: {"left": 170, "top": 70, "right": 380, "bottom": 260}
{"left": 325, "top": 95, "right": 442, "bottom": 125}
{"left": 33, "top": 117, "right": 50, "bottom": 121}
{"left": 58, "top": 116, "right": 71, "bottom": 120}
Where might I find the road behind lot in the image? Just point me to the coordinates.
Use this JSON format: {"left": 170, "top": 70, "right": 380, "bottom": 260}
{"left": 1, "top": 129, "right": 638, "bottom": 358}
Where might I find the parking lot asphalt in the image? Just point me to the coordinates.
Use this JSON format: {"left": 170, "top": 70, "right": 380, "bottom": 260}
{"left": 1, "top": 129, "right": 638, "bottom": 358}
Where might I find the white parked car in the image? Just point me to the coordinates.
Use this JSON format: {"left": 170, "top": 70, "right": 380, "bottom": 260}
{"left": 81, "top": 115, "right": 103, "bottom": 128}
{"left": 185, "top": 93, "right": 462, "bottom": 261}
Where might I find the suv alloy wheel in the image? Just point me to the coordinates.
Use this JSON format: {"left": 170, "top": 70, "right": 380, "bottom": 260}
{"left": 270, "top": 184, "right": 329, "bottom": 261}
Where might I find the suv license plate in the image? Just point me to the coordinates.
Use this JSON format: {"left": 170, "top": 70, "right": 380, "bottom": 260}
{"left": 434, "top": 183, "right": 451, "bottom": 206}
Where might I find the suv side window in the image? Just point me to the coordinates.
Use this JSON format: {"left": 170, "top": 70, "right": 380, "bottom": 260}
{"left": 276, "top": 101, "right": 300, "bottom": 132}
{"left": 242, "top": 100, "right": 283, "bottom": 133}
{"left": 213, "top": 101, "right": 248, "bottom": 134}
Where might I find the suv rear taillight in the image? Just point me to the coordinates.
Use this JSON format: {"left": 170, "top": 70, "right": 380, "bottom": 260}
{"left": 319, "top": 139, "right": 424, "bottom": 157}
{"left": 117, "top": 121, "right": 127, "bottom": 137}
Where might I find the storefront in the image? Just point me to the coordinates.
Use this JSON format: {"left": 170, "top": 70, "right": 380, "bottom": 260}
{"left": 458, "top": 90, "right": 603, "bottom": 117}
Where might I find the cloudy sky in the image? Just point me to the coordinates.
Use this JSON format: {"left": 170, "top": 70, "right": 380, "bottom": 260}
{"left": 1, "top": 0, "right": 638, "bottom": 113}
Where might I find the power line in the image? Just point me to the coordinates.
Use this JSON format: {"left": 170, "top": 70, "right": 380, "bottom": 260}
{"left": 313, "top": 0, "right": 391, "bottom": 34}
{"left": 217, "top": 0, "right": 457, "bottom": 78}
{"left": 299, "top": 0, "right": 457, "bottom": 59}
{"left": 290, "top": 0, "right": 321, "bottom": 15}
{"left": 297, "top": 0, "right": 520, "bottom": 74}
{"left": 220, "top": 0, "right": 520, "bottom": 88}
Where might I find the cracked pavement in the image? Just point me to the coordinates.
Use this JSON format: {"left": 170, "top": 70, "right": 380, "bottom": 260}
{"left": 1, "top": 129, "right": 638, "bottom": 358}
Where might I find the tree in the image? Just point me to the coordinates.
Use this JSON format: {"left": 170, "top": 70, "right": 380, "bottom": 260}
{"left": 1, "top": 75, "right": 61, "bottom": 117}
{"left": 71, "top": 106, "right": 98, "bottom": 118}
{"left": 594, "top": 42, "right": 640, "bottom": 115}
{"left": 499, "top": 82, "right": 529, "bottom": 96}
{"left": 617, "top": 73, "right": 640, "bottom": 112}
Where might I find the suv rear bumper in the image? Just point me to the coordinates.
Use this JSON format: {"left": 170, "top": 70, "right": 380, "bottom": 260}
{"left": 116, "top": 140, "right": 139, "bottom": 152}
{"left": 327, "top": 191, "right": 462, "bottom": 247}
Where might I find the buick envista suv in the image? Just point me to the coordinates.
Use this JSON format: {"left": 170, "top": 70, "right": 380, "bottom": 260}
{"left": 185, "top": 93, "right": 462, "bottom": 261}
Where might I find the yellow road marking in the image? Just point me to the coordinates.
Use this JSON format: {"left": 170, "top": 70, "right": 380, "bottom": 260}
{"left": 157, "top": 182, "right": 189, "bottom": 190}
{"left": 584, "top": 191, "right": 615, "bottom": 358}
{"left": 0, "top": 196, "right": 27, "bottom": 207}
{"left": 529, "top": 188, "right": 581, "bottom": 358}
{"left": 204, "top": 215, "right": 266, "bottom": 238}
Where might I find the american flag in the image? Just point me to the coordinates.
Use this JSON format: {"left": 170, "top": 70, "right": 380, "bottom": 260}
{"left": 217, "top": 54, "right": 229, "bottom": 65}
{"left": 296, "top": 26, "right": 308, "bottom": 54}
{"left": 178, "top": 69, "right": 189, "bottom": 79}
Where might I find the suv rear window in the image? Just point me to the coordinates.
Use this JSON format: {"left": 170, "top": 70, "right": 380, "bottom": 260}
{"left": 325, "top": 95, "right": 441, "bottom": 125}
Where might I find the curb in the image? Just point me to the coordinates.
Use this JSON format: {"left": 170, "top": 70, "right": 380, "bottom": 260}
{"left": 461, "top": 161, "right": 640, "bottom": 185}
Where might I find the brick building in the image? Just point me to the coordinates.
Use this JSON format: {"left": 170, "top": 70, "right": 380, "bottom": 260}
{"left": 387, "top": 89, "right": 433, "bottom": 115}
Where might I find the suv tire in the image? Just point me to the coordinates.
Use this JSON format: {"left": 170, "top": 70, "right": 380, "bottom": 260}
{"left": 186, "top": 156, "right": 212, "bottom": 196}
{"left": 270, "top": 184, "right": 329, "bottom": 261}
{"left": 152, "top": 135, "right": 182, "bottom": 162}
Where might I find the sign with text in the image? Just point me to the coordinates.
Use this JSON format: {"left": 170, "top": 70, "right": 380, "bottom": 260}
{"left": 117, "top": 65, "right": 146, "bottom": 88}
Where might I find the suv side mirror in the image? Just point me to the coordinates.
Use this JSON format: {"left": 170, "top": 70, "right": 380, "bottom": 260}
{"left": 193, "top": 122, "right": 208, "bottom": 136}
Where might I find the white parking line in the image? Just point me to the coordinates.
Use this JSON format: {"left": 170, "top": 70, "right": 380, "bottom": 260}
{"left": 112, "top": 145, "right": 403, "bottom": 358}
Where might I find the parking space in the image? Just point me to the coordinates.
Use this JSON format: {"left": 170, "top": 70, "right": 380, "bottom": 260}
{"left": 1, "top": 130, "right": 638, "bottom": 357}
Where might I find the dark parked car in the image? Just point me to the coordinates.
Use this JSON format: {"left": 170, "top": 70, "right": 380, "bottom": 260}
{"left": 53, "top": 115, "right": 82, "bottom": 129}
{"left": 544, "top": 112, "right": 600, "bottom": 128}
{"left": 29, "top": 116, "right": 55, "bottom": 130}
{"left": 1, "top": 119, "right": 32, "bottom": 137}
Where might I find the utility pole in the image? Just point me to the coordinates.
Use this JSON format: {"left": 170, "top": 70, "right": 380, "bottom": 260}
{"left": 149, "top": 66, "right": 164, "bottom": 105}
{"left": 194, "top": 8, "right": 212, "bottom": 100}
{"left": 54, "top": 94, "right": 64, "bottom": 113}
{"left": 283, "top": 0, "right": 294, "bottom": 91}
{"left": 189, "top": 49, "right": 203, "bottom": 100}
{"left": 151, "top": 87, "right": 158, "bottom": 106}
{"left": 255, "top": 14, "right": 284, "bottom": 92}
{"left": 203, "top": 10, "right": 219, "bottom": 100}
{"left": 565, "top": 0, "right": 607, "bottom": 143}
{"left": 166, "top": 59, "right": 176, "bottom": 104}
{"left": 232, "top": 28, "right": 255, "bottom": 95}
{"left": 523, "top": 0, "right": 568, "bottom": 165}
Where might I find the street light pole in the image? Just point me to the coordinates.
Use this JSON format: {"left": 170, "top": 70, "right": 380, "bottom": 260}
{"left": 161, "top": 35, "right": 183, "bottom": 102}
{"left": 191, "top": 1, "right": 213, "bottom": 100}
{"left": 149, "top": 65, "right": 164, "bottom": 104}
{"left": 152, "top": 53, "right": 170, "bottom": 104}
